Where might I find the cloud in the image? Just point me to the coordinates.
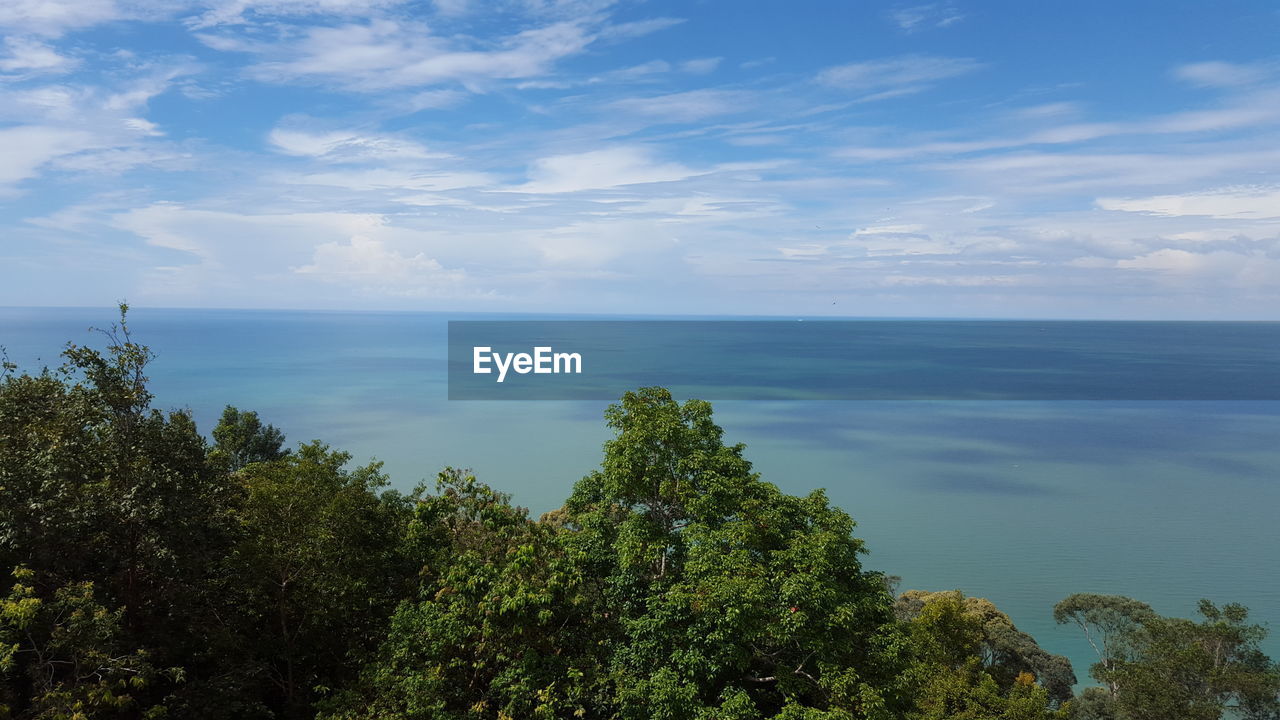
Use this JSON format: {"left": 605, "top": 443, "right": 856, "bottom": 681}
{"left": 606, "top": 88, "right": 755, "bottom": 123}
{"left": 282, "top": 167, "right": 493, "bottom": 192}
{"left": 1175, "top": 60, "right": 1273, "bottom": 88}
{"left": 515, "top": 59, "right": 671, "bottom": 89}
{"left": 1098, "top": 186, "right": 1280, "bottom": 220}
{"left": 188, "top": 0, "right": 407, "bottom": 28}
{"left": 1111, "top": 247, "right": 1280, "bottom": 288}
{"left": 108, "top": 204, "right": 492, "bottom": 302}
{"left": 817, "top": 54, "right": 981, "bottom": 92}
{"left": 0, "top": 36, "right": 79, "bottom": 75}
{"left": 0, "top": 0, "right": 123, "bottom": 36}
{"left": 234, "top": 17, "right": 599, "bottom": 90}
{"left": 889, "top": 3, "right": 964, "bottom": 32}
{"left": 268, "top": 127, "right": 443, "bottom": 161}
{"left": 679, "top": 57, "right": 722, "bottom": 74}
{"left": 840, "top": 97, "right": 1280, "bottom": 163}
{"left": 0, "top": 126, "right": 98, "bottom": 187}
{"left": 848, "top": 223, "right": 963, "bottom": 257}
{"left": 0, "top": 59, "right": 196, "bottom": 189}
{"left": 296, "top": 234, "right": 469, "bottom": 296}
{"left": 595, "top": 16, "right": 684, "bottom": 41}
{"left": 515, "top": 146, "right": 705, "bottom": 193}
{"left": 400, "top": 88, "right": 467, "bottom": 111}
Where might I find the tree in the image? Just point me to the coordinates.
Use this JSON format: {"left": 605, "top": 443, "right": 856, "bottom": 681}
{"left": 1052, "top": 594, "right": 1155, "bottom": 697}
{"left": 1057, "top": 595, "right": 1280, "bottom": 720}
{"left": 895, "top": 590, "right": 1071, "bottom": 719}
{"left": 0, "top": 566, "right": 177, "bottom": 719}
{"left": 1104, "top": 601, "right": 1279, "bottom": 720}
{"left": 233, "top": 443, "right": 413, "bottom": 719}
{"left": 322, "top": 469, "right": 600, "bottom": 720}
{"left": 561, "top": 387, "right": 907, "bottom": 719}
{"left": 0, "top": 304, "right": 248, "bottom": 717}
{"left": 210, "top": 406, "right": 289, "bottom": 472}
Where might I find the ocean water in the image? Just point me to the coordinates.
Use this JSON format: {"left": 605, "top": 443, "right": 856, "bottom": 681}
{"left": 3, "top": 306, "right": 1278, "bottom": 687}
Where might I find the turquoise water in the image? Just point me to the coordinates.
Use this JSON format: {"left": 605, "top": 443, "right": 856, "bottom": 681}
{"left": 4, "top": 307, "right": 1278, "bottom": 686}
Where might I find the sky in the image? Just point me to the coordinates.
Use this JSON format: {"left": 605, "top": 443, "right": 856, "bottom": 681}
{"left": 1, "top": 0, "right": 1279, "bottom": 318}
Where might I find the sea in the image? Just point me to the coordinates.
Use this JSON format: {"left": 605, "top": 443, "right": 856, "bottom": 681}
{"left": 3, "top": 306, "right": 1278, "bottom": 688}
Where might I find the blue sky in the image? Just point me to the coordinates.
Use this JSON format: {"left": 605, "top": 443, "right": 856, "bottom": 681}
{"left": 1, "top": 0, "right": 1278, "bottom": 318}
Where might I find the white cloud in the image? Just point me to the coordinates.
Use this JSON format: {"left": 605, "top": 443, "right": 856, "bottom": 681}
{"left": 0, "top": 60, "right": 194, "bottom": 189}
{"left": 283, "top": 167, "right": 492, "bottom": 192}
{"left": 881, "top": 274, "right": 1024, "bottom": 287}
{"left": 0, "top": 36, "right": 79, "bottom": 75}
{"left": 0, "top": 0, "right": 122, "bottom": 36}
{"left": 523, "top": 217, "right": 684, "bottom": 267}
{"left": 268, "top": 128, "right": 442, "bottom": 161}
{"left": 840, "top": 98, "right": 1280, "bottom": 162}
{"left": 431, "top": 0, "right": 471, "bottom": 16}
{"left": 679, "top": 57, "right": 722, "bottom": 74}
{"left": 516, "top": 146, "right": 705, "bottom": 193}
{"left": 401, "top": 88, "right": 467, "bottom": 111}
{"left": 596, "top": 16, "right": 684, "bottom": 41}
{"left": 238, "top": 18, "right": 598, "bottom": 90}
{"left": 1098, "top": 186, "right": 1280, "bottom": 220}
{"left": 296, "top": 234, "right": 468, "bottom": 296}
{"left": 817, "top": 54, "right": 981, "bottom": 91}
{"left": 1175, "top": 60, "right": 1273, "bottom": 88}
{"left": 188, "top": 0, "right": 407, "bottom": 28}
{"left": 0, "top": 126, "right": 98, "bottom": 187}
{"left": 108, "top": 204, "right": 493, "bottom": 302}
{"left": 890, "top": 3, "right": 964, "bottom": 32}
{"left": 1111, "top": 247, "right": 1280, "bottom": 288}
{"left": 606, "top": 88, "right": 755, "bottom": 122}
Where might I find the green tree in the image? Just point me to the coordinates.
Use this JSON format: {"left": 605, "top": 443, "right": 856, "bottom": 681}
{"left": 1057, "top": 595, "right": 1280, "bottom": 720}
{"left": 1, "top": 566, "right": 176, "bottom": 719}
{"left": 1103, "top": 601, "right": 1279, "bottom": 720}
{"left": 895, "top": 590, "right": 1070, "bottom": 719}
{"left": 1052, "top": 594, "right": 1155, "bottom": 697}
{"left": 210, "top": 406, "right": 289, "bottom": 472}
{"left": 0, "top": 305, "right": 248, "bottom": 717}
{"left": 562, "top": 387, "right": 907, "bottom": 719}
{"left": 322, "top": 468, "right": 601, "bottom": 720}
{"left": 233, "top": 443, "right": 413, "bottom": 719}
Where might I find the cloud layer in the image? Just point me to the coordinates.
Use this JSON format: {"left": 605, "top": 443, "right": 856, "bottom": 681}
{"left": 2, "top": 1, "right": 1279, "bottom": 317}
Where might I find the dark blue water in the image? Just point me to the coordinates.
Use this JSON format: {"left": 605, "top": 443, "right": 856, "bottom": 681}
{"left": 4, "top": 307, "right": 1278, "bottom": 687}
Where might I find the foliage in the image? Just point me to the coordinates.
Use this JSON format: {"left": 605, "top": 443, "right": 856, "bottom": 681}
{"left": 233, "top": 443, "right": 414, "bottom": 719}
{"left": 0, "top": 566, "right": 176, "bottom": 719}
{"left": 561, "top": 387, "right": 908, "bottom": 720}
{"left": 1057, "top": 595, "right": 1280, "bottom": 720}
{"left": 321, "top": 469, "right": 599, "bottom": 720}
{"left": 895, "top": 590, "right": 1072, "bottom": 719}
{"left": 210, "top": 407, "right": 289, "bottom": 472}
{"left": 0, "top": 304, "right": 245, "bottom": 716}
{"left": 4, "top": 320, "right": 1279, "bottom": 719}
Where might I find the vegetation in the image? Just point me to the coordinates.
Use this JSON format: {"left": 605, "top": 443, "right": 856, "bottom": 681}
{"left": 1, "top": 308, "right": 1277, "bottom": 719}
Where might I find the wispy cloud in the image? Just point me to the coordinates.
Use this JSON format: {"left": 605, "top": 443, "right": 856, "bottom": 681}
{"left": 188, "top": 0, "right": 408, "bottom": 28}
{"left": 0, "top": 0, "right": 126, "bottom": 37}
{"left": 679, "top": 57, "right": 722, "bottom": 74}
{"left": 268, "top": 127, "right": 445, "bottom": 161}
{"left": 817, "top": 54, "right": 981, "bottom": 94}
{"left": 605, "top": 88, "right": 757, "bottom": 123}
{"left": 889, "top": 3, "right": 964, "bottom": 33}
{"left": 1098, "top": 186, "right": 1280, "bottom": 220}
{"left": 296, "top": 234, "right": 470, "bottom": 297}
{"left": 1175, "top": 60, "right": 1275, "bottom": 88}
{"left": 0, "top": 36, "right": 80, "bottom": 76}
{"left": 515, "top": 146, "right": 705, "bottom": 193}
{"left": 218, "top": 16, "right": 624, "bottom": 91}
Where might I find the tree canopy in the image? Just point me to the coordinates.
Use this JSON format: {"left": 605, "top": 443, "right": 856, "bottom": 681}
{"left": 2, "top": 314, "right": 1276, "bottom": 719}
